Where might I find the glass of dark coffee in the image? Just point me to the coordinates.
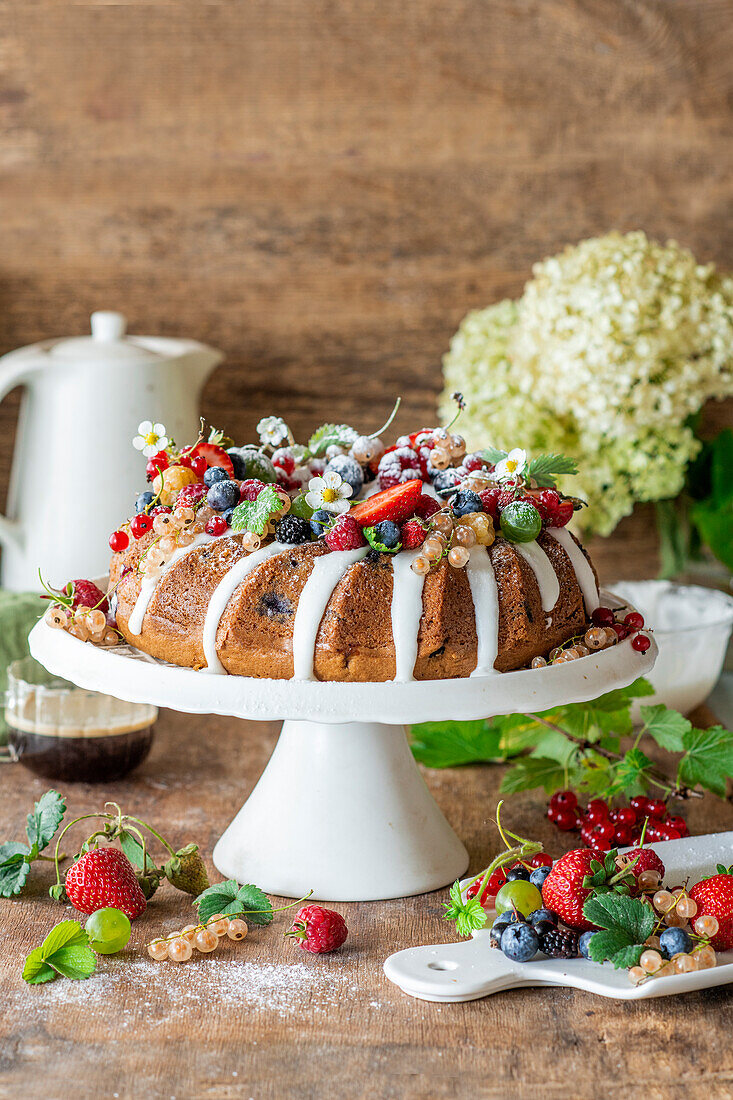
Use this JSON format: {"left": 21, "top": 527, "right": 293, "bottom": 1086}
{"left": 3, "top": 657, "right": 158, "bottom": 782}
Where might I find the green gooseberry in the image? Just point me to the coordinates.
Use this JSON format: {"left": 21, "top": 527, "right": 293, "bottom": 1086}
{"left": 494, "top": 880, "right": 544, "bottom": 917}
{"left": 289, "top": 494, "right": 315, "bottom": 521}
{"left": 500, "top": 499, "right": 542, "bottom": 543}
{"left": 85, "top": 907, "right": 131, "bottom": 954}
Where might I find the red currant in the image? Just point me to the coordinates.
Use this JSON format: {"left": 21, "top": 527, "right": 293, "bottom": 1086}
{"left": 624, "top": 611, "right": 644, "bottom": 631}
{"left": 146, "top": 450, "right": 169, "bottom": 480}
{"left": 588, "top": 838, "right": 612, "bottom": 853}
{"left": 611, "top": 623, "right": 631, "bottom": 640}
{"left": 191, "top": 455, "right": 208, "bottom": 478}
{"left": 591, "top": 822, "right": 615, "bottom": 843}
{"left": 179, "top": 454, "right": 193, "bottom": 469}
{"left": 555, "top": 810, "right": 577, "bottom": 831}
{"left": 130, "top": 514, "right": 153, "bottom": 539}
{"left": 629, "top": 796, "right": 649, "bottom": 815}
{"left": 527, "top": 854, "right": 553, "bottom": 868}
{"left": 546, "top": 804, "right": 560, "bottom": 823}
{"left": 666, "top": 815, "right": 688, "bottom": 836}
{"left": 631, "top": 634, "right": 651, "bottom": 652}
{"left": 616, "top": 807, "right": 636, "bottom": 827}
{"left": 205, "top": 516, "right": 228, "bottom": 537}
{"left": 109, "top": 530, "right": 129, "bottom": 552}
{"left": 487, "top": 868, "right": 508, "bottom": 892}
{"left": 551, "top": 499, "right": 574, "bottom": 527}
{"left": 613, "top": 826, "right": 634, "bottom": 847}
{"left": 150, "top": 505, "right": 172, "bottom": 516}
{"left": 549, "top": 789, "right": 578, "bottom": 811}
{"left": 591, "top": 607, "right": 614, "bottom": 627}
{"left": 462, "top": 453, "right": 487, "bottom": 473}
{"left": 646, "top": 799, "right": 667, "bottom": 820}
{"left": 585, "top": 799, "right": 609, "bottom": 823}
{"left": 479, "top": 487, "right": 502, "bottom": 520}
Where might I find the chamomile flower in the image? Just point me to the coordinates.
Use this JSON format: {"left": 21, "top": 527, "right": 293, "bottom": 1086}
{"left": 305, "top": 471, "right": 353, "bottom": 515}
{"left": 494, "top": 448, "right": 527, "bottom": 482}
{"left": 257, "top": 416, "right": 291, "bottom": 449}
{"left": 133, "top": 421, "right": 169, "bottom": 458}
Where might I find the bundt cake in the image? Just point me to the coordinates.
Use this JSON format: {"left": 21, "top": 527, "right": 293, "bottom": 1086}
{"left": 97, "top": 407, "right": 603, "bottom": 683}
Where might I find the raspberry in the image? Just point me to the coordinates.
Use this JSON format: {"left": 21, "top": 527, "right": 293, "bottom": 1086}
{"left": 377, "top": 446, "right": 421, "bottom": 490}
{"left": 401, "top": 519, "right": 427, "bottom": 549}
{"left": 533, "top": 489, "right": 560, "bottom": 523}
{"left": 65, "top": 847, "right": 146, "bottom": 921}
{"left": 68, "top": 579, "right": 109, "bottom": 613}
{"left": 286, "top": 904, "right": 348, "bottom": 953}
{"left": 479, "top": 487, "right": 502, "bottom": 519}
{"left": 240, "top": 478, "right": 267, "bottom": 502}
{"left": 176, "top": 482, "right": 208, "bottom": 509}
{"left": 274, "top": 515, "right": 311, "bottom": 544}
{"left": 415, "top": 494, "right": 440, "bottom": 519}
{"left": 540, "top": 928, "right": 579, "bottom": 958}
{"left": 324, "top": 514, "right": 367, "bottom": 551}
{"left": 461, "top": 452, "right": 489, "bottom": 473}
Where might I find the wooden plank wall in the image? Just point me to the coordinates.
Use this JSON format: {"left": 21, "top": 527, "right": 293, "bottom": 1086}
{"left": 0, "top": 1, "right": 731, "bottom": 577}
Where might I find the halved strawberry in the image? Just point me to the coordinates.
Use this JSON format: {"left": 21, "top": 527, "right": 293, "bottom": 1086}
{"left": 349, "top": 481, "right": 423, "bottom": 527}
{"left": 187, "top": 442, "right": 234, "bottom": 479}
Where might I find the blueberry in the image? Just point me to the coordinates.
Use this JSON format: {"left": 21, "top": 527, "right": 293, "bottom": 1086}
{"left": 452, "top": 489, "right": 483, "bottom": 518}
{"left": 530, "top": 866, "right": 552, "bottom": 889}
{"left": 505, "top": 866, "right": 530, "bottom": 882}
{"left": 135, "top": 491, "right": 154, "bottom": 513}
{"left": 221, "top": 508, "right": 235, "bottom": 527}
{"left": 489, "top": 925, "right": 503, "bottom": 949}
{"left": 373, "top": 520, "right": 401, "bottom": 548}
{"left": 532, "top": 920, "right": 557, "bottom": 939}
{"left": 579, "top": 930, "right": 596, "bottom": 960}
{"left": 500, "top": 923, "right": 539, "bottom": 963}
{"left": 492, "top": 910, "right": 524, "bottom": 930}
{"left": 325, "top": 454, "right": 364, "bottom": 497}
{"left": 528, "top": 908, "right": 558, "bottom": 928}
{"left": 432, "top": 469, "right": 461, "bottom": 497}
{"left": 659, "top": 927, "right": 693, "bottom": 959}
{"left": 310, "top": 509, "right": 332, "bottom": 538}
{"left": 204, "top": 466, "right": 230, "bottom": 487}
{"left": 207, "top": 481, "right": 240, "bottom": 512}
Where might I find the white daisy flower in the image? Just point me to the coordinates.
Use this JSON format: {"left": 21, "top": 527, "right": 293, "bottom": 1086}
{"left": 494, "top": 448, "right": 527, "bottom": 482}
{"left": 133, "top": 421, "right": 169, "bottom": 458}
{"left": 305, "top": 471, "right": 353, "bottom": 515}
{"left": 257, "top": 416, "right": 290, "bottom": 448}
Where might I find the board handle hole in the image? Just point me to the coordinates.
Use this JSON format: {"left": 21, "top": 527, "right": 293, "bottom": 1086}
{"left": 427, "top": 960, "right": 459, "bottom": 971}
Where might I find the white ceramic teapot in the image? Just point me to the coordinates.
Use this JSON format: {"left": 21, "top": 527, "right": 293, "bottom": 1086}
{"left": 0, "top": 311, "right": 222, "bottom": 591}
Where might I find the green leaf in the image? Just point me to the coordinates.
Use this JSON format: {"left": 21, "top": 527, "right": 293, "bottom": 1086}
{"left": 195, "top": 880, "right": 274, "bottom": 925}
{"left": 362, "top": 526, "right": 402, "bottom": 554}
{"left": 22, "top": 948, "right": 57, "bottom": 985}
{"left": 230, "top": 486, "right": 283, "bottom": 536}
{"left": 478, "top": 446, "right": 508, "bottom": 464}
{"left": 0, "top": 840, "right": 30, "bottom": 862}
{"left": 678, "top": 725, "right": 733, "bottom": 798}
{"left": 410, "top": 720, "right": 505, "bottom": 768}
{"left": 605, "top": 746, "right": 654, "bottom": 797}
{"left": 0, "top": 849, "right": 32, "bottom": 897}
{"left": 25, "top": 790, "right": 66, "bottom": 853}
{"left": 527, "top": 453, "right": 578, "bottom": 488}
{"left": 40, "top": 920, "right": 89, "bottom": 957}
{"left": 587, "top": 929, "right": 645, "bottom": 970}
{"left": 640, "top": 705, "right": 691, "bottom": 753}
{"left": 118, "top": 829, "right": 158, "bottom": 873}
{"left": 583, "top": 893, "right": 655, "bottom": 943}
{"left": 500, "top": 756, "right": 571, "bottom": 796}
{"left": 46, "top": 944, "right": 96, "bottom": 981}
{"left": 308, "top": 423, "right": 358, "bottom": 457}
{"left": 443, "top": 880, "right": 488, "bottom": 937}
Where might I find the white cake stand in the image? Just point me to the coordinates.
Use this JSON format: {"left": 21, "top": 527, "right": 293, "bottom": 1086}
{"left": 29, "top": 593, "right": 656, "bottom": 901}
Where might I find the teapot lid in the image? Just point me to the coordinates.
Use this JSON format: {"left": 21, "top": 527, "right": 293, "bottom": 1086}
{"left": 48, "top": 312, "right": 167, "bottom": 363}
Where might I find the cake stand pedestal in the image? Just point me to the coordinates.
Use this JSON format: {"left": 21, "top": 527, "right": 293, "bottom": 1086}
{"left": 29, "top": 593, "right": 656, "bottom": 901}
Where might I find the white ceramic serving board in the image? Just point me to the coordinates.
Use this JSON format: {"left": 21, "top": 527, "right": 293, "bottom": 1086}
{"left": 384, "top": 832, "right": 733, "bottom": 1001}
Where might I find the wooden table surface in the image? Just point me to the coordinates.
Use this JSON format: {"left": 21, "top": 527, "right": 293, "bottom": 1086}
{"left": 2, "top": 704, "right": 733, "bottom": 1100}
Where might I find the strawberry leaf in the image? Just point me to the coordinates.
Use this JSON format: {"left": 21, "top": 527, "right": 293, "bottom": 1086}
{"left": 527, "top": 453, "right": 578, "bottom": 488}
{"left": 230, "top": 486, "right": 282, "bottom": 536}
{"left": 308, "top": 423, "right": 358, "bottom": 457}
{"left": 0, "top": 845, "right": 32, "bottom": 897}
{"left": 46, "top": 944, "right": 96, "bottom": 981}
{"left": 410, "top": 720, "right": 505, "bottom": 768}
{"left": 583, "top": 893, "right": 655, "bottom": 943}
{"left": 640, "top": 706, "right": 691, "bottom": 753}
{"left": 363, "top": 526, "right": 402, "bottom": 554}
{"left": 500, "top": 756, "right": 574, "bottom": 796}
{"left": 118, "top": 829, "right": 158, "bottom": 873}
{"left": 25, "top": 790, "right": 66, "bottom": 853}
{"left": 40, "top": 920, "right": 89, "bottom": 957}
{"left": 479, "top": 446, "right": 508, "bottom": 464}
{"left": 22, "top": 948, "right": 57, "bottom": 985}
{"left": 588, "top": 930, "right": 645, "bottom": 970}
{"left": 236, "top": 884, "right": 273, "bottom": 926}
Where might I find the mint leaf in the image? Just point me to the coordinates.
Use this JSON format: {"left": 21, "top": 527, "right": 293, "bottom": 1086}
{"left": 443, "top": 880, "right": 488, "bottom": 937}
{"left": 479, "top": 446, "right": 508, "bottom": 464}
{"left": 46, "top": 944, "right": 96, "bottom": 980}
{"left": 583, "top": 893, "right": 655, "bottom": 943}
{"left": 640, "top": 705, "right": 691, "bottom": 753}
{"left": 26, "top": 790, "right": 66, "bottom": 853}
{"left": 527, "top": 453, "right": 578, "bottom": 488}
{"left": 363, "top": 526, "right": 401, "bottom": 554}
{"left": 40, "top": 920, "right": 89, "bottom": 957}
{"left": 308, "top": 423, "right": 358, "bottom": 457}
{"left": 500, "top": 756, "right": 571, "bottom": 796}
{"left": 678, "top": 725, "right": 733, "bottom": 798}
{"left": 195, "top": 881, "right": 273, "bottom": 925}
{"left": 410, "top": 720, "right": 504, "bottom": 768}
{"left": 230, "top": 486, "right": 283, "bottom": 535}
{"left": 22, "top": 948, "right": 57, "bottom": 985}
{"left": 0, "top": 846, "right": 32, "bottom": 897}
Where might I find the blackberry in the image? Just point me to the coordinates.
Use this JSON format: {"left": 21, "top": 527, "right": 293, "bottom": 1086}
{"left": 275, "top": 515, "right": 311, "bottom": 545}
{"left": 539, "top": 928, "right": 579, "bottom": 959}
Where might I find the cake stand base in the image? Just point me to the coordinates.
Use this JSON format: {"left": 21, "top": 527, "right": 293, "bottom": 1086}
{"left": 212, "top": 719, "right": 469, "bottom": 901}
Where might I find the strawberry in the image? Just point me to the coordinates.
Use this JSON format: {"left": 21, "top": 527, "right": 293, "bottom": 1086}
{"left": 619, "top": 847, "right": 665, "bottom": 892}
{"left": 689, "top": 871, "right": 733, "bottom": 951}
{"left": 162, "top": 843, "right": 210, "bottom": 896}
{"left": 65, "top": 847, "right": 147, "bottom": 921}
{"left": 187, "top": 441, "right": 234, "bottom": 479}
{"left": 400, "top": 519, "right": 427, "bottom": 549}
{"left": 541, "top": 848, "right": 602, "bottom": 930}
{"left": 325, "top": 514, "right": 367, "bottom": 551}
{"left": 415, "top": 493, "right": 440, "bottom": 520}
{"left": 285, "top": 904, "right": 348, "bottom": 953}
{"left": 349, "top": 480, "right": 423, "bottom": 527}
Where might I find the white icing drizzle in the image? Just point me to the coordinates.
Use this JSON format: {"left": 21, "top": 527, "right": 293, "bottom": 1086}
{"left": 390, "top": 549, "right": 427, "bottom": 682}
{"left": 291, "top": 547, "right": 370, "bottom": 680}
{"left": 127, "top": 533, "right": 214, "bottom": 636}
{"left": 201, "top": 542, "right": 289, "bottom": 674}
{"left": 465, "top": 545, "right": 500, "bottom": 677}
{"left": 548, "top": 526, "right": 600, "bottom": 614}
{"left": 515, "top": 540, "right": 560, "bottom": 613}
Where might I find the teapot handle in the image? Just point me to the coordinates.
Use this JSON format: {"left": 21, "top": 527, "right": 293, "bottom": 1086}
{"left": 0, "top": 353, "right": 33, "bottom": 554}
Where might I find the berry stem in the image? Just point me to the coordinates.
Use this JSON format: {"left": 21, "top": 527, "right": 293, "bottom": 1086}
{"left": 370, "top": 397, "right": 401, "bottom": 439}
{"left": 121, "top": 815, "right": 177, "bottom": 857}
{"left": 52, "top": 812, "right": 111, "bottom": 887}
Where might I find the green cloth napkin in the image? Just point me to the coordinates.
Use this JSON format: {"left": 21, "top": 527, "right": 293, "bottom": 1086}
{"left": 0, "top": 590, "right": 44, "bottom": 741}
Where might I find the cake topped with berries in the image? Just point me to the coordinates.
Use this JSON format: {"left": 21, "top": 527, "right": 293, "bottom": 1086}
{"left": 76, "top": 400, "right": 610, "bottom": 682}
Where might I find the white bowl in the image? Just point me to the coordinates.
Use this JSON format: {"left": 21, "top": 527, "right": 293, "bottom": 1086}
{"left": 609, "top": 580, "right": 733, "bottom": 716}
